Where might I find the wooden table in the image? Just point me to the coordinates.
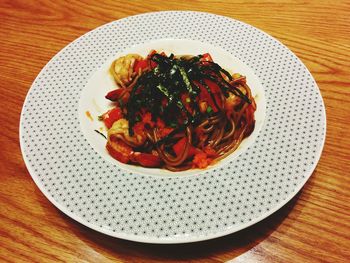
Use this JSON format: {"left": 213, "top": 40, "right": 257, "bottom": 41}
{"left": 1, "top": 1, "right": 349, "bottom": 262}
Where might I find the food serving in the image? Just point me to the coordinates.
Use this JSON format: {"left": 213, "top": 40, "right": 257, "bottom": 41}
{"left": 99, "top": 50, "right": 256, "bottom": 171}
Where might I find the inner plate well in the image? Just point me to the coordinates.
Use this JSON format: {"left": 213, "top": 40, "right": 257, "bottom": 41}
{"left": 79, "top": 39, "right": 266, "bottom": 176}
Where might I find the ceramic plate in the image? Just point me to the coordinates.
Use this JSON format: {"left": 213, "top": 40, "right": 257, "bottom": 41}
{"left": 20, "top": 11, "right": 326, "bottom": 243}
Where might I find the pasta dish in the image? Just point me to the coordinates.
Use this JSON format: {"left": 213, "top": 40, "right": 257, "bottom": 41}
{"left": 99, "top": 50, "right": 256, "bottom": 171}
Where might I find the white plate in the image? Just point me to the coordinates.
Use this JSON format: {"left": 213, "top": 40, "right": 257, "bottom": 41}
{"left": 20, "top": 11, "right": 326, "bottom": 243}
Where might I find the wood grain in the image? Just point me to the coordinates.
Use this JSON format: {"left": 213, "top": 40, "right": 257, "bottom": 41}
{"left": 0, "top": 0, "right": 349, "bottom": 262}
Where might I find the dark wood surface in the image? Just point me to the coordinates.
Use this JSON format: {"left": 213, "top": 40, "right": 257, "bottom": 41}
{"left": 1, "top": 1, "right": 349, "bottom": 262}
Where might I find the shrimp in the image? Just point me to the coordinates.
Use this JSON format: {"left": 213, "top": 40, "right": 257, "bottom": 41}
{"left": 108, "top": 118, "right": 146, "bottom": 147}
{"left": 110, "top": 54, "right": 143, "bottom": 88}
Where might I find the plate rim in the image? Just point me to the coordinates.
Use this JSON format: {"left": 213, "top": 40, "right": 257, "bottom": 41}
{"left": 19, "top": 10, "right": 327, "bottom": 244}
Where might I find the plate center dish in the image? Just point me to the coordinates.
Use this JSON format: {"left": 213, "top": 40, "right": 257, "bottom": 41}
{"left": 78, "top": 39, "right": 266, "bottom": 177}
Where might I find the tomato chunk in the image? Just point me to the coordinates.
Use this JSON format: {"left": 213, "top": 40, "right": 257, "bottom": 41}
{"left": 101, "top": 107, "right": 123, "bottom": 129}
{"left": 203, "top": 146, "right": 217, "bottom": 157}
{"left": 173, "top": 137, "right": 198, "bottom": 158}
{"left": 192, "top": 152, "right": 212, "bottom": 169}
{"left": 201, "top": 53, "right": 213, "bottom": 63}
{"left": 105, "top": 88, "right": 124, "bottom": 101}
{"left": 133, "top": 59, "right": 149, "bottom": 73}
{"left": 158, "top": 127, "right": 174, "bottom": 138}
{"left": 132, "top": 152, "right": 161, "bottom": 167}
{"left": 196, "top": 79, "right": 222, "bottom": 112}
{"left": 146, "top": 50, "right": 158, "bottom": 69}
{"left": 244, "top": 104, "right": 256, "bottom": 136}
